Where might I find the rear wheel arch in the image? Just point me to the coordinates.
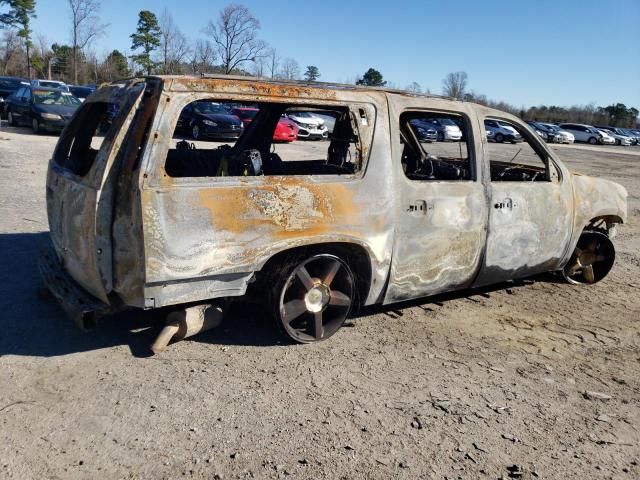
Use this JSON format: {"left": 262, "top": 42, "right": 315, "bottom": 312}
{"left": 585, "top": 214, "right": 624, "bottom": 235}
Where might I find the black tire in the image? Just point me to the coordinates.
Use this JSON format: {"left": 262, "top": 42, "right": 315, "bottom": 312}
{"left": 32, "top": 118, "right": 40, "bottom": 134}
{"left": 437, "top": 131, "right": 444, "bottom": 142}
{"left": 588, "top": 136, "right": 597, "bottom": 145}
{"left": 615, "top": 139, "right": 621, "bottom": 146}
{"left": 495, "top": 133, "right": 504, "bottom": 143}
{"left": 271, "top": 253, "right": 355, "bottom": 343}
{"left": 7, "top": 110, "right": 16, "bottom": 126}
{"left": 191, "top": 123, "right": 201, "bottom": 140}
{"left": 562, "top": 231, "right": 615, "bottom": 285}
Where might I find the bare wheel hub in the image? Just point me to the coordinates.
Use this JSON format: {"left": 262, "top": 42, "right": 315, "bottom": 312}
{"left": 563, "top": 231, "right": 615, "bottom": 285}
{"left": 304, "top": 283, "right": 331, "bottom": 313}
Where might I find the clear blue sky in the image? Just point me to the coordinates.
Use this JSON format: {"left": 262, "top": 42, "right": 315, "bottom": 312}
{"left": 29, "top": 0, "right": 640, "bottom": 108}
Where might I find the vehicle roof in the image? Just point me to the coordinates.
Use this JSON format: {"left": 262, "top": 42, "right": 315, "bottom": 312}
{"left": 108, "top": 75, "right": 530, "bottom": 126}
{"left": 33, "top": 79, "right": 66, "bottom": 83}
{"left": 148, "top": 74, "right": 456, "bottom": 101}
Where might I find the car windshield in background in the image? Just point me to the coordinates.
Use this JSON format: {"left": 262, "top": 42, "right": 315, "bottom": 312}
{"left": 193, "top": 102, "right": 228, "bottom": 114}
{"left": 34, "top": 91, "right": 80, "bottom": 106}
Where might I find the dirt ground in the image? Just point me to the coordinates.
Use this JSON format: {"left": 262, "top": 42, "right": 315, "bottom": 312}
{"left": 0, "top": 125, "right": 638, "bottom": 480}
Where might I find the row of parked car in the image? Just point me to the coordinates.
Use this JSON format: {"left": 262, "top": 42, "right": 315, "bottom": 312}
{"left": 410, "top": 117, "right": 640, "bottom": 147}
{"left": 175, "top": 101, "right": 331, "bottom": 142}
{"left": 2, "top": 75, "right": 639, "bottom": 146}
{"left": 527, "top": 121, "right": 640, "bottom": 146}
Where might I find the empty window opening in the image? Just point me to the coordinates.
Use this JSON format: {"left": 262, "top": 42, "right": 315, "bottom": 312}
{"left": 485, "top": 118, "right": 551, "bottom": 182}
{"left": 400, "top": 111, "right": 473, "bottom": 181}
{"left": 53, "top": 101, "right": 120, "bottom": 177}
{"left": 164, "top": 99, "right": 363, "bottom": 178}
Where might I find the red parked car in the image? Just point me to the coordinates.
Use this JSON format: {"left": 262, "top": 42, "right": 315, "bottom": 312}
{"left": 231, "top": 107, "right": 298, "bottom": 142}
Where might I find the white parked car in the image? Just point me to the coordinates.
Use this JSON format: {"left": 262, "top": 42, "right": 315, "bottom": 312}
{"left": 424, "top": 117, "right": 463, "bottom": 141}
{"left": 557, "top": 123, "right": 607, "bottom": 145}
{"left": 286, "top": 111, "right": 328, "bottom": 139}
{"left": 484, "top": 119, "right": 522, "bottom": 143}
{"left": 597, "top": 129, "right": 616, "bottom": 145}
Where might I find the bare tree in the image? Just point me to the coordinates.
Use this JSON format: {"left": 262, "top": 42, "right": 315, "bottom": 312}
{"left": 68, "top": 0, "right": 107, "bottom": 84}
{"left": 204, "top": 4, "right": 266, "bottom": 74}
{"left": 405, "top": 81, "right": 421, "bottom": 93}
{"left": 190, "top": 39, "right": 215, "bottom": 74}
{"left": 265, "top": 47, "right": 279, "bottom": 78}
{"left": 442, "top": 71, "right": 468, "bottom": 99}
{"left": 278, "top": 57, "right": 299, "bottom": 80}
{"left": 158, "top": 8, "right": 190, "bottom": 74}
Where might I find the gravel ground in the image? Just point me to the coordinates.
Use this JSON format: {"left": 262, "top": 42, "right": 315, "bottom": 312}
{"left": 0, "top": 125, "right": 639, "bottom": 480}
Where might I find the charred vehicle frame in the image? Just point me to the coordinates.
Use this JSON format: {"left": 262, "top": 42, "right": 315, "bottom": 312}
{"left": 40, "top": 75, "right": 627, "bottom": 348}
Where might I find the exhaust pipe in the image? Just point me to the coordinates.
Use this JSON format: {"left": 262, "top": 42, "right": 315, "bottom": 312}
{"left": 151, "top": 304, "right": 223, "bottom": 354}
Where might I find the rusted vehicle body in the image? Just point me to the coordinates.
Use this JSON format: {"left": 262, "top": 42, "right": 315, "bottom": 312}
{"left": 40, "top": 75, "right": 627, "bottom": 344}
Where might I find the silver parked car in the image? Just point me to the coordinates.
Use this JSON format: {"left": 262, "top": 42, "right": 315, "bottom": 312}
{"left": 557, "top": 123, "right": 606, "bottom": 145}
{"left": 595, "top": 126, "right": 633, "bottom": 146}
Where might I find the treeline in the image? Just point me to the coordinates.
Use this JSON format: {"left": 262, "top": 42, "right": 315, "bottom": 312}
{"left": 0, "top": 2, "right": 316, "bottom": 84}
{"left": 464, "top": 92, "right": 639, "bottom": 129}
{"left": 443, "top": 72, "right": 638, "bottom": 128}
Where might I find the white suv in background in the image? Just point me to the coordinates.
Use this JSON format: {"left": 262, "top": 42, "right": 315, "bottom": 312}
{"left": 557, "top": 123, "right": 605, "bottom": 145}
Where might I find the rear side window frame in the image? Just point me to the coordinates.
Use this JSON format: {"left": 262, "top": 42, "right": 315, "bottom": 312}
{"left": 142, "top": 93, "right": 377, "bottom": 188}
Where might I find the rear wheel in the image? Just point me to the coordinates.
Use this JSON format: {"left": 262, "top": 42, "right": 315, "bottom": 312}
{"left": 437, "top": 131, "right": 444, "bottom": 142}
{"left": 272, "top": 254, "right": 355, "bottom": 343}
{"left": 495, "top": 133, "right": 504, "bottom": 143}
{"left": 563, "top": 231, "right": 615, "bottom": 285}
{"left": 588, "top": 136, "right": 598, "bottom": 145}
{"left": 32, "top": 118, "right": 40, "bottom": 134}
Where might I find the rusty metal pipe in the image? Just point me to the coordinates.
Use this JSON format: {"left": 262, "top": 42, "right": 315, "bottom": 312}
{"left": 151, "top": 304, "right": 222, "bottom": 354}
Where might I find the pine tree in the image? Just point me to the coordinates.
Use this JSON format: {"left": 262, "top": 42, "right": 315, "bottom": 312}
{"left": 130, "top": 10, "right": 161, "bottom": 76}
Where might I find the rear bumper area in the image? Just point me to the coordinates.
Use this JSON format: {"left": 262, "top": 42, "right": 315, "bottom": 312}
{"left": 39, "top": 247, "right": 114, "bottom": 329}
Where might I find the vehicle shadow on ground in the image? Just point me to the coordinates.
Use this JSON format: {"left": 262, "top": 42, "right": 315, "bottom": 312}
{"left": 0, "top": 231, "right": 561, "bottom": 359}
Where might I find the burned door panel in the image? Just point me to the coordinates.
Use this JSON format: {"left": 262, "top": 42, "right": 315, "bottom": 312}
{"left": 474, "top": 114, "right": 574, "bottom": 285}
{"left": 384, "top": 102, "right": 488, "bottom": 302}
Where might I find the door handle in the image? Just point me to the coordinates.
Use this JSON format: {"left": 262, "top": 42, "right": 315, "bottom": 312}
{"left": 494, "top": 197, "right": 517, "bottom": 210}
{"left": 407, "top": 200, "right": 431, "bottom": 215}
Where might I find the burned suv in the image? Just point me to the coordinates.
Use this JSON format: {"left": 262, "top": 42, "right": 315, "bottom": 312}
{"left": 40, "top": 76, "right": 627, "bottom": 349}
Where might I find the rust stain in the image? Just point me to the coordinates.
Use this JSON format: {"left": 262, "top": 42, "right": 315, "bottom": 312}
{"left": 198, "top": 177, "right": 357, "bottom": 238}
{"left": 170, "top": 77, "right": 337, "bottom": 101}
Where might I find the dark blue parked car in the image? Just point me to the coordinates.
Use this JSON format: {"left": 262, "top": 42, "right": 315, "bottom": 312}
{"left": 176, "top": 101, "right": 244, "bottom": 140}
